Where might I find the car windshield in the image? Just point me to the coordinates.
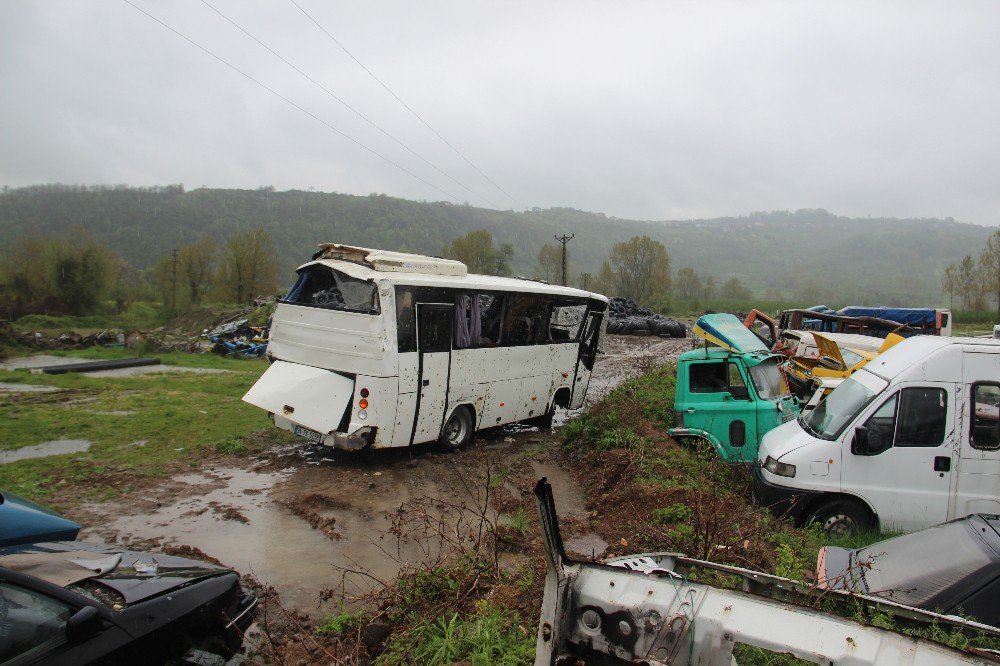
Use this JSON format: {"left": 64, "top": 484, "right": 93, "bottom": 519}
{"left": 841, "top": 348, "right": 865, "bottom": 367}
{"left": 749, "top": 358, "right": 788, "bottom": 400}
{"left": 802, "top": 374, "right": 880, "bottom": 440}
{"left": 852, "top": 519, "right": 996, "bottom": 607}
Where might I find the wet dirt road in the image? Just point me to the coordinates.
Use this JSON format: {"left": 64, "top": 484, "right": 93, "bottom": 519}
{"left": 78, "top": 335, "right": 691, "bottom": 618}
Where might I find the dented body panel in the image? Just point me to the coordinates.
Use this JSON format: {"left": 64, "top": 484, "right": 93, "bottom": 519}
{"left": 533, "top": 479, "right": 1000, "bottom": 666}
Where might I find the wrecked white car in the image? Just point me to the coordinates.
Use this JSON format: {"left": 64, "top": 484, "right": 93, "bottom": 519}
{"left": 533, "top": 479, "right": 1000, "bottom": 665}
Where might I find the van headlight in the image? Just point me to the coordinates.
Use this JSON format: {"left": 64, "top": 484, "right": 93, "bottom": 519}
{"left": 764, "top": 456, "right": 796, "bottom": 478}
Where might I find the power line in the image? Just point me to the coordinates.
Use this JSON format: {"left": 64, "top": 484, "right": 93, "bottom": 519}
{"left": 287, "top": 0, "right": 522, "bottom": 209}
{"left": 122, "top": 0, "right": 459, "bottom": 201}
{"left": 199, "top": 0, "right": 495, "bottom": 208}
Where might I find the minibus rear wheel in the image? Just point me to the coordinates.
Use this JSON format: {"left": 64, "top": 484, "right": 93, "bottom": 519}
{"left": 440, "top": 407, "right": 474, "bottom": 451}
{"left": 807, "top": 499, "right": 872, "bottom": 538}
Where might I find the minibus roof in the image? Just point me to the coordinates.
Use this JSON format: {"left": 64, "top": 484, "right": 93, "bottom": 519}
{"left": 300, "top": 256, "right": 609, "bottom": 302}
{"left": 862, "top": 335, "right": 1000, "bottom": 381}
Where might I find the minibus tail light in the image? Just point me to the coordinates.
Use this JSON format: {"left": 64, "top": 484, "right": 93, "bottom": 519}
{"left": 359, "top": 398, "right": 369, "bottom": 410}
{"left": 360, "top": 387, "right": 370, "bottom": 398}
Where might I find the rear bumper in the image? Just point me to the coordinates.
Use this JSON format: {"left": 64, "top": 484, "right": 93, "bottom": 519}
{"left": 326, "top": 427, "right": 376, "bottom": 451}
{"left": 751, "top": 464, "right": 818, "bottom": 524}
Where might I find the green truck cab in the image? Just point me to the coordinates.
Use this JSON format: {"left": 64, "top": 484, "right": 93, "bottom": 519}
{"left": 669, "top": 313, "right": 798, "bottom": 463}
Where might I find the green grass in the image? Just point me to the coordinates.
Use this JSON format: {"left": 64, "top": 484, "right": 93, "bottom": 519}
{"left": 0, "top": 348, "right": 277, "bottom": 507}
{"left": 378, "top": 601, "right": 534, "bottom": 666}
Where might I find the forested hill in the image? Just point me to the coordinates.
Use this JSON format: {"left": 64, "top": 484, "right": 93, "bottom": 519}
{"left": 0, "top": 184, "right": 991, "bottom": 303}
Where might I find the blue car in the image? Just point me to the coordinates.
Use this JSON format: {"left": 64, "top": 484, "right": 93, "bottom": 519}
{"left": 0, "top": 490, "right": 80, "bottom": 547}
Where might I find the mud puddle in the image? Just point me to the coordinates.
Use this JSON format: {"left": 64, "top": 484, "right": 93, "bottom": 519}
{"left": 79, "top": 334, "right": 686, "bottom": 616}
{"left": 1, "top": 439, "right": 91, "bottom": 463}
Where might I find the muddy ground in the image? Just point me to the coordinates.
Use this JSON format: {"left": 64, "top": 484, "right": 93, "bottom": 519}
{"left": 72, "top": 335, "right": 692, "bottom": 621}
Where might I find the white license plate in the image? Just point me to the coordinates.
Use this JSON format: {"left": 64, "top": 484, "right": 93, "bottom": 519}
{"left": 293, "top": 424, "right": 324, "bottom": 443}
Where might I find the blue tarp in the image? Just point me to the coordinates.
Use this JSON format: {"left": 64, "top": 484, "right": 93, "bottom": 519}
{"left": 838, "top": 306, "right": 937, "bottom": 326}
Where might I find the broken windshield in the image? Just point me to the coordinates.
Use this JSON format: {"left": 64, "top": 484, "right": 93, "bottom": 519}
{"left": 803, "top": 373, "right": 885, "bottom": 440}
{"left": 749, "top": 358, "right": 787, "bottom": 400}
{"left": 283, "top": 264, "right": 380, "bottom": 314}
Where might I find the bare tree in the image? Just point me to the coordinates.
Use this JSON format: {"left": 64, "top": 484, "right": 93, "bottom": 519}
{"left": 607, "top": 235, "right": 671, "bottom": 305}
{"left": 177, "top": 234, "right": 216, "bottom": 305}
{"left": 980, "top": 229, "right": 1000, "bottom": 317}
{"left": 536, "top": 244, "right": 561, "bottom": 282}
{"left": 218, "top": 228, "right": 277, "bottom": 304}
{"left": 940, "top": 262, "right": 958, "bottom": 310}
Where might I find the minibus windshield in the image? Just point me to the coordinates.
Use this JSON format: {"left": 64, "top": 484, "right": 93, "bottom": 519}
{"left": 749, "top": 358, "right": 788, "bottom": 400}
{"left": 802, "top": 374, "right": 882, "bottom": 440}
{"left": 283, "top": 264, "right": 380, "bottom": 314}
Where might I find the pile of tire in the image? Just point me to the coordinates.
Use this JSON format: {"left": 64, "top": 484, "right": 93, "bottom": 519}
{"left": 606, "top": 297, "right": 687, "bottom": 338}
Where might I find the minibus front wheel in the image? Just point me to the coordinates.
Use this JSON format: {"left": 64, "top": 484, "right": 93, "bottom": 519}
{"left": 440, "top": 407, "right": 474, "bottom": 451}
{"left": 806, "top": 498, "right": 873, "bottom": 538}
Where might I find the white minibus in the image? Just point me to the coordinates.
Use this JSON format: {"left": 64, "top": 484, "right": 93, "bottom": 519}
{"left": 243, "top": 244, "right": 609, "bottom": 451}
{"left": 755, "top": 335, "right": 1000, "bottom": 535}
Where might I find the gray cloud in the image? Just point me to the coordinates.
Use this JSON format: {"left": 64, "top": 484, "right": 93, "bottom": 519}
{"left": 2, "top": 0, "right": 998, "bottom": 224}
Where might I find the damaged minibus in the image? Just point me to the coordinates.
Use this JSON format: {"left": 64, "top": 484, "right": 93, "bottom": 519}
{"left": 242, "top": 244, "right": 609, "bottom": 451}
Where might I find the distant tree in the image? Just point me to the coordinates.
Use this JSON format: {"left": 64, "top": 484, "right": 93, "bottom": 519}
{"left": 577, "top": 272, "right": 593, "bottom": 291}
{"left": 177, "top": 234, "right": 217, "bottom": 305}
{"left": 674, "top": 267, "right": 702, "bottom": 301}
{"left": 940, "top": 262, "right": 959, "bottom": 310}
{"left": 441, "top": 230, "right": 513, "bottom": 276}
{"left": 701, "top": 275, "right": 716, "bottom": 301}
{"left": 594, "top": 261, "right": 615, "bottom": 296}
{"left": 721, "top": 276, "right": 753, "bottom": 301}
{"left": 218, "top": 229, "right": 277, "bottom": 304}
{"left": 2, "top": 235, "right": 50, "bottom": 302}
{"left": 606, "top": 235, "right": 671, "bottom": 306}
{"left": 957, "top": 254, "right": 983, "bottom": 311}
{"left": 536, "top": 244, "right": 561, "bottom": 283}
{"left": 980, "top": 229, "right": 1000, "bottom": 317}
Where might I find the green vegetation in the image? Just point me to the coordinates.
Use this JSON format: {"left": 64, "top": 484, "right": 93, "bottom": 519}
{"left": 318, "top": 607, "right": 369, "bottom": 636}
{"left": 0, "top": 348, "right": 281, "bottom": 507}
{"left": 0, "top": 185, "right": 988, "bottom": 307}
{"left": 378, "top": 600, "right": 533, "bottom": 666}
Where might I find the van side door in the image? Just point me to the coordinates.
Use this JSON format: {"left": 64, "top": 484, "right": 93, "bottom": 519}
{"left": 839, "top": 383, "right": 954, "bottom": 531}
{"left": 955, "top": 380, "right": 1000, "bottom": 517}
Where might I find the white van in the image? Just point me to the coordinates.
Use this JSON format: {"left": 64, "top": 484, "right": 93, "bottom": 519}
{"left": 754, "top": 335, "right": 1000, "bottom": 535}
{"left": 242, "top": 244, "right": 609, "bottom": 451}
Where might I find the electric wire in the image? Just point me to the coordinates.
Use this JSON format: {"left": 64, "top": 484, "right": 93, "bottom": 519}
{"left": 287, "top": 0, "right": 523, "bottom": 209}
{"left": 200, "top": 0, "right": 495, "bottom": 208}
{"left": 122, "top": 0, "right": 460, "bottom": 201}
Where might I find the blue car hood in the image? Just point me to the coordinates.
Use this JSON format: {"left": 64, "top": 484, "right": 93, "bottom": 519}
{"left": 0, "top": 490, "right": 81, "bottom": 547}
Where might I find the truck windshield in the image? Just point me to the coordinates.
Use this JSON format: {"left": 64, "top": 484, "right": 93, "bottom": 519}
{"left": 283, "top": 264, "right": 380, "bottom": 314}
{"left": 749, "top": 359, "right": 787, "bottom": 399}
{"left": 803, "top": 376, "right": 878, "bottom": 440}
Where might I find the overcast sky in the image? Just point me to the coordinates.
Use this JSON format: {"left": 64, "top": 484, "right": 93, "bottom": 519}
{"left": 2, "top": 1, "right": 998, "bottom": 224}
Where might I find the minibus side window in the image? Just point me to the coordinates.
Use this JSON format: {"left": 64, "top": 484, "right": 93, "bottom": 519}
{"left": 549, "top": 301, "right": 587, "bottom": 342}
{"left": 971, "top": 382, "right": 1000, "bottom": 451}
{"left": 895, "top": 388, "right": 947, "bottom": 447}
{"left": 503, "top": 294, "right": 553, "bottom": 346}
{"left": 453, "top": 292, "right": 506, "bottom": 349}
{"left": 396, "top": 288, "right": 417, "bottom": 353}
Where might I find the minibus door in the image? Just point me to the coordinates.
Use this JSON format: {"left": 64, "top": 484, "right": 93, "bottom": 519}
{"left": 410, "top": 304, "right": 453, "bottom": 445}
{"left": 571, "top": 310, "right": 603, "bottom": 409}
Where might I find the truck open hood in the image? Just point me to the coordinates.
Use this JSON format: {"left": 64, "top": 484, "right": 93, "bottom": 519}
{"left": 692, "top": 313, "right": 769, "bottom": 354}
{"left": 242, "top": 361, "right": 354, "bottom": 434}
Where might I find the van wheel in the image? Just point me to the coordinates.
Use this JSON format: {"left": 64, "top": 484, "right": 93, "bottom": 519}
{"left": 439, "top": 407, "right": 473, "bottom": 451}
{"left": 807, "top": 499, "right": 872, "bottom": 538}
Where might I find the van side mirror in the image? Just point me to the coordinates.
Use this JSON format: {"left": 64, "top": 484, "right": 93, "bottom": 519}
{"left": 729, "top": 385, "right": 750, "bottom": 400}
{"left": 66, "top": 606, "right": 102, "bottom": 643}
{"left": 851, "top": 426, "right": 870, "bottom": 455}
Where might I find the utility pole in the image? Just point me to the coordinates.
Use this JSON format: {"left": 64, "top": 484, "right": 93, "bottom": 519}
{"left": 171, "top": 248, "right": 178, "bottom": 309}
{"left": 554, "top": 233, "right": 574, "bottom": 286}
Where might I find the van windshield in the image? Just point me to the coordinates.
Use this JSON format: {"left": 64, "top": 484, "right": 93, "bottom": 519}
{"left": 283, "top": 264, "right": 380, "bottom": 314}
{"left": 802, "top": 375, "right": 879, "bottom": 440}
{"left": 749, "top": 358, "right": 788, "bottom": 400}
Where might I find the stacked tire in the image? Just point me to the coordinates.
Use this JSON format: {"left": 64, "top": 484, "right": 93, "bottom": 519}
{"left": 606, "top": 297, "right": 686, "bottom": 338}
